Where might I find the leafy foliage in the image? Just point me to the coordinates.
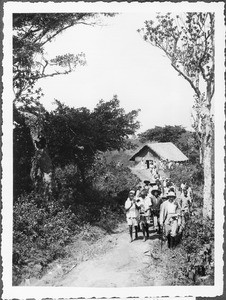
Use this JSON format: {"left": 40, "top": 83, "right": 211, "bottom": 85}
{"left": 139, "top": 13, "right": 214, "bottom": 100}
{"left": 170, "top": 163, "right": 203, "bottom": 187}
{"left": 169, "top": 162, "right": 214, "bottom": 284}
{"left": 138, "top": 125, "right": 186, "bottom": 143}
{"left": 44, "top": 96, "right": 140, "bottom": 170}
{"left": 13, "top": 13, "right": 115, "bottom": 104}
{"left": 89, "top": 152, "right": 140, "bottom": 204}
{"left": 13, "top": 96, "right": 140, "bottom": 200}
{"left": 13, "top": 192, "right": 79, "bottom": 285}
{"left": 13, "top": 153, "right": 139, "bottom": 284}
{"left": 182, "top": 217, "right": 214, "bottom": 255}
{"left": 180, "top": 207, "right": 214, "bottom": 284}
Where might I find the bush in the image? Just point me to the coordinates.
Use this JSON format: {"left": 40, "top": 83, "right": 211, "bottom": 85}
{"left": 89, "top": 153, "right": 139, "bottom": 198}
{"left": 179, "top": 208, "right": 214, "bottom": 284}
{"left": 182, "top": 217, "right": 214, "bottom": 254}
{"left": 170, "top": 163, "right": 204, "bottom": 187}
{"left": 96, "top": 204, "right": 125, "bottom": 232}
{"left": 13, "top": 155, "right": 139, "bottom": 284}
{"left": 13, "top": 192, "right": 80, "bottom": 285}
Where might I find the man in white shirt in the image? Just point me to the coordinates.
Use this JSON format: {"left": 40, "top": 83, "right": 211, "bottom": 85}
{"left": 159, "top": 191, "right": 180, "bottom": 249}
{"left": 125, "top": 190, "right": 139, "bottom": 242}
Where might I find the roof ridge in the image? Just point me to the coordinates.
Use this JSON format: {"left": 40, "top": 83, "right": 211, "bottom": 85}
{"left": 129, "top": 142, "right": 188, "bottom": 162}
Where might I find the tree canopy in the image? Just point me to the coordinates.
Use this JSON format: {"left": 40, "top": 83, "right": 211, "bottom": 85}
{"left": 13, "top": 95, "right": 140, "bottom": 198}
{"left": 13, "top": 13, "right": 114, "bottom": 104}
{"left": 138, "top": 125, "right": 186, "bottom": 144}
{"left": 138, "top": 13, "right": 214, "bottom": 141}
{"left": 44, "top": 96, "right": 140, "bottom": 168}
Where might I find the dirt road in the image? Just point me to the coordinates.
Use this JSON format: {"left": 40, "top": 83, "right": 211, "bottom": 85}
{"left": 33, "top": 223, "right": 170, "bottom": 287}
{"left": 57, "top": 224, "right": 168, "bottom": 287}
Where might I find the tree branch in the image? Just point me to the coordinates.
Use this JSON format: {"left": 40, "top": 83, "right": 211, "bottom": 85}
{"left": 39, "top": 23, "right": 77, "bottom": 47}
{"left": 171, "top": 63, "right": 201, "bottom": 97}
{"left": 34, "top": 69, "right": 72, "bottom": 80}
{"left": 39, "top": 16, "right": 95, "bottom": 47}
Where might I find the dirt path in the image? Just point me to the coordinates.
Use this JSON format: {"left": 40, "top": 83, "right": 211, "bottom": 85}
{"left": 58, "top": 224, "right": 168, "bottom": 287}
{"left": 33, "top": 223, "right": 169, "bottom": 287}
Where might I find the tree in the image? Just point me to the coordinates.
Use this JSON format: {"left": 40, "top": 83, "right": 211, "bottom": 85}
{"left": 138, "top": 125, "right": 186, "bottom": 143}
{"left": 13, "top": 13, "right": 115, "bottom": 103}
{"left": 139, "top": 13, "right": 214, "bottom": 219}
{"left": 44, "top": 96, "right": 140, "bottom": 178}
{"left": 13, "top": 13, "right": 115, "bottom": 192}
{"left": 13, "top": 105, "right": 34, "bottom": 199}
{"left": 176, "top": 131, "right": 200, "bottom": 164}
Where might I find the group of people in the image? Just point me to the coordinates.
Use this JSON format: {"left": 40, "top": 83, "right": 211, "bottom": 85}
{"left": 125, "top": 179, "right": 192, "bottom": 248}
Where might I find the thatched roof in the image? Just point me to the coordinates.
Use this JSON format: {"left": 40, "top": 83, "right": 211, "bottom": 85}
{"left": 129, "top": 142, "right": 188, "bottom": 162}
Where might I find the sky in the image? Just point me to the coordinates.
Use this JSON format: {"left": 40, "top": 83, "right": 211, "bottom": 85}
{"left": 37, "top": 13, "right": 195, "bottom": 133}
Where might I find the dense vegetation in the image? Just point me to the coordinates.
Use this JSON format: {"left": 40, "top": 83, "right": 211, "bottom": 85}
{"left": 12, "top": 13, "right": 214, "bottom": 286}
{"left": 13, "top": 97, "right": 140, "bottom": 285}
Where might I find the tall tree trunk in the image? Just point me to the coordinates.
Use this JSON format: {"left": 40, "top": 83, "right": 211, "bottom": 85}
{"left": 22, "top": 112, "right": 53, "bottom": 194}
{"left": 202, "top": 113, "right": 214, "bottom": 219}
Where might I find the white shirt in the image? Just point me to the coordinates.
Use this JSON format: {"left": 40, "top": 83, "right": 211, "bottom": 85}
{"left": 137, "top": 196, "right": 152, "bottom": 216}
{"left": 125, "top": 199, "right": 139, "bottom": 218}
{"left": 167, "top": 201, "right": 177, "bottom": 214}
{"left": 159, "top": 200, "right": 178, "bottom": 225}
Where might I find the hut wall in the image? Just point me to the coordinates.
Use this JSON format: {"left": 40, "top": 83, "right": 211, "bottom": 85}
{"left": 133, "top": 147, "right": 160, "bottom": 167}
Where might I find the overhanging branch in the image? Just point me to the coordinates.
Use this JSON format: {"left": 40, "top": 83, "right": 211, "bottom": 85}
{"left": 171, "top": 63, "right": 201, "bottom": 98}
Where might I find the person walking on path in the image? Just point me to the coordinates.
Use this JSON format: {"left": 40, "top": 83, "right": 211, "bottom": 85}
{"left": 136, "top": 189, "right": 152, "bottom": 242}
{"left": 150, "top": 185, "right": 163, "bottom": 234}
{"left": 125, "top": 190, "right": 140, "bottom": 243}
{"left": 159, "top": 191, "right": 180, "bottom": 249}
{"left": 180, "top": 188, "right": 192, "bottom": 225}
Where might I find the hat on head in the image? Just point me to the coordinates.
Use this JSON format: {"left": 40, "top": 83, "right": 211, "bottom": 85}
{"left": 167, "top": 191, "right": 176, "bottom": 198}
{"left": 129, "top": 190, "right": 135, "bottom": 195}
{"left": 151, "top": 185, "right": 162, "bottom": 196}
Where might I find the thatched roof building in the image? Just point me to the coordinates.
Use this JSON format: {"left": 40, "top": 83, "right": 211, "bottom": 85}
{"left": 130, "top": 142, "right": 188, "bottom": 163}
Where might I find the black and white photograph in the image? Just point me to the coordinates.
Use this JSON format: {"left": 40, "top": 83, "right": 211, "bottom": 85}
{"left": 1, "top": 1, "right": 225, "bottom": 299}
